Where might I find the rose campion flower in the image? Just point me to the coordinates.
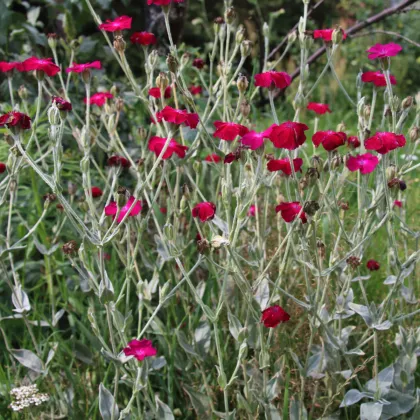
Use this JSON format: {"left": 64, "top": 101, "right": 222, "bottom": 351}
{"left": 224, "top": 152, "right": 239, "bottom": 164}
{"left": 240, "top": 130, "right": 270, "bottom": 150}
{"left": 361, "top": 71, "right": 396, "bottom": 87}
{"left": 0, "top": 162, "right": 6, "bottom": 174}
{"left": 98, "top": 16, "right": 132, "bottom": 32}
{"left": 189, "top": 85, "right": 203, "bottom": 95}
{"left": 367, "top": 43, "right": 402, "bottom": 60}
{"left": 84, "top": 92, "right": 114, "bottom": 107}
{"left": 66, "top": 61, "right": 102, "bottom": 74}
{"left": 130, "top": 32, "right": 157, "bottom": 45}
{"left": 267, "top": 158, "right": 303, "bottom": 176}
{"left": 52, "top": 96, "right": 72, "bottom": 112}
{"left": 313, "top": 28, "right": 347, "bottom": 42}
{"left": 346, "top": 153, "right": 379, "bottom": 174}
{"left": 91, "top": 187, "right": 103, "bottom": 198}
{"left": 312, "top": 130, "right": 347, "bottom": 152}
{"left": 254, "top": 71, "right": 291, "bottom": 89}
{"left": 267, "top": 121, "right": 309, "bottom": 150}
{"left": 157, "top": 106, "right": 199, "bottom": 129}
{"left": 123, "top": 339, "right": 157, "bottom": 361}
{"left": 0, "top": 111, "right": 31, "bottom": 130}
{"left": 248, "top": 205, "right": 257, "bottom": 217}
{"left": 192, "top": 202, "right": 216, "bottom": 222}
{"left": 104, "top": 196, "right": 142, "bottom": 223}
{"left": 148, "top": 136, "right": 188, "bottom": 159}
{"left": 394, "top": 200, "right": 403, "bottom": 208}
{"left": 275, "top": 201, "right": 307, "bottom": 224}
{"left": 366, "top": 259, "right": 380, "bottom": 271}
{"left": 108, "top": 155, "right": 131, "bottom": 168}
{"left": 18, "top": 57, "right": 60, "bottom": 77}
{"left": 213, "top": 121, "right": 249, "bottom": 141}
{"left": 147, "top": 0, "right": 184, "bottom": 5}
{"left": 148, "top": 86, "right": 171, "bottom": 99}
{"left": 204, "top": 154, "right": 221, "bottom": 163}
{"left": 347, "top": 136, "right": 361, "bottom": 149}
{"left": 261, "top": 305, "right": 290, "bottom": 328}
{"left": 307, "top": 102, "right": 332, "bottom": 115}
{"left": 160, "top": 207, "right": 167, "bottom": 214}
{"left": 192, "top": 58, "right": 205, "bottom": 69}
{"left": 365, "top": 132, "right": 406, "bottom": 155}
{"left": 0, "top": 61, "right": 20, "bottom": 73}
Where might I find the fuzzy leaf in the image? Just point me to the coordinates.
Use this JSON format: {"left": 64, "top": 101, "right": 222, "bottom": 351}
{"left": 11, "top": 349, "right": 44, "bottom": 373}
{"left": 360, "top": 402, "right": 383, "bottom": 420}
{"left": 228, "top": 312, "right": 243, "bottom": 341}
{"left": 155, "top": 396, "right": 174, "bottom": 420}
{"left": 99, "top": 383, "right": 119, "bottom": 420}
{"left": 340, "top": 389, "right": 366, "bottom": 407}
{"left": 183, "top": 384, "right": 212, "bottom": 418}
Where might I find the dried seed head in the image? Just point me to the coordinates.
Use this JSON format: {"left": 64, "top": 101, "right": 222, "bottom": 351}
{"left": 197, "top": 238, "right": 210, "bottom": 254}
{"left": 166, "top": 54, "right": 178, "bottom": 73}
{"left": 237, "top": 75, "right": 249, "bottom": 93}
{"left": 409, "top": 126, "right": 419, "bottom": 142}
{"left": 338, "top": 200, "right": 349, "bottom": 211}
{"left": 303, "top": 200, "right": 320, "bottom": 216}
{"left": 386, "top": 164, "right": 398, "bottom": 181}
{"left": 240, "top": 100, "right": 251, "bottom": 118}
{"left": 18, "top": 85, "right": 28, "bottom": 100}
{"left": 240, "top": 40, "right": 253, "bottom": 57}
{"left": 317, "top": 240, "right": 326, "bottom": 259}
{"left": 225, "top": 7, "right": 236, "bottom": 24}
{"left": 346, "top": 256, "right": 361, "bottom": 269}
{"left": 113, "top": 35, "right": 126, "bottom": 53}
{"left": 310, "top": 155, "right": 323, "bottom": 172}
{"left": 62, "top": 240, "right": 78, "bottom": 255}
{"left": 402, "top": 96, "right": 413, "bottom": 110}
{"left": 181, "top": 52, "right": 190, "bottom": 67}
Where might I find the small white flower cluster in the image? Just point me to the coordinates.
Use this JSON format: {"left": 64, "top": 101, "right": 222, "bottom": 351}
{"left": 9, "top": 384, "right": 49, "bottom": 412}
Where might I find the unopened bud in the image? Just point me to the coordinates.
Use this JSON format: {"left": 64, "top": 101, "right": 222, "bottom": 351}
{"left": 18, "top": 85, "right": 28, "bottom": 100}
{"left": 402, "top": 96, "right": 413, "bottom": 110}
{"left": 68, "top": 182, "right": 77, "bottom": 195}
{"left": 181, "top": 52, "right": 190, "bottom": 67}
{"left": 311, "top": 155, "right": 323, "bottom": 172}
{"left": 110, "top": 85, "right": 118, "bottom": 97}
{"left": 409, "top": 126, "right": 419, "bottom": 142}
{"left": 363, "top": 105, "right": 371, "bottom": 120}
{"left": 240, "top": 40, "right": 253, "bottom": 58}
{"left": 113, "top": 35, "right": 126, "bottom": 53}
{"left": 262, "top": 22, "right": 269, "bottom": 38}
{"left": 47, "top": 33, "right": 58, "bottom": 50}
{"left": 138, "top": 127, "right": 147, "bottom": 141}
{"left": 332, "top": 27, "right": 345, "bottom": 44}
{"left": 331, "top": 153, "right": 343, "bottom": 169}
{"left": 182, "top": 183, "right": 190, "bottom": 199}
{"left": 48, "top": 104, "right": 60, "bottom": 126}
{"left": 288, "top": 30, "right": 297, "bottom": 45}
{"left": 115, "top": 98, "right": 124, "bottom": 112}
{"left": 225, "top": 7, "right": 236, "bottom": 24}
{"left": 240, "top": 100, "right": 251, "bottom": 118}
{"left": 156, "top": 72, "right": 169, "bottom": 90}
{"left": 336, "top": 122, "right": 346, "bottom": 132}
{"left": 148, "top": 50, "right": 159, "bottom": 69}
{"left": 235, "top": 26, "right": 245, "bottom": 44}
{"left": 166, "top": 54, "right": 178, "bottom": 73}
{"left": 386, "top": 164, "right": 398, "bottom": 181}
{"left": 237, "top": 75, "right": 249, "bottom": 93}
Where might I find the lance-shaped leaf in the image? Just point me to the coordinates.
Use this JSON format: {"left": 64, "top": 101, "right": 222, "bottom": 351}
{"left": 11, "top": 349, "right": 44, "bottom": 373}
{"left": 99, "top": 383, "right": 119, "bottom": 420}
{"left": 11, "top": 285, "right": 31, "bottom": 313}
{"left": 348, "top": 303, "right": 373, "bottom": 327}
{"left": 340, "top": 389, "right": 367, "bottom": 407}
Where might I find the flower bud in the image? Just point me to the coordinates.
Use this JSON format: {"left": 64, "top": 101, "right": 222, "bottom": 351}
{"left": 331, "top": 153, "right": 343, "bottom": 169}
{"left": 48, "top": 33, "right": 58, "bottom": 50}
{"left": 62, "top": 240, "right": 78, "bottom": 255}
{"left": 235, "top": 26, "right": 245, "bottom": 44}
{"left": 387, "top": 177, "right": 400, "bottom": 190}
{"left": 363, "top": 105, "right": 371, "bottom": 120}
{"left": 148, "top": 50, "right": 159, "bottom": 69}
{"left": 389, "top": 95, "right": 400, "bottom": 113}
{"left": 182, "top": 183, "right": 190, "bottom": 199}
{"left": 336, "top": 122, "right": 346, "bottom": 132}
{"left": 356, "top": 71, "right": 363, "bottom": 91}
{"left": 311, "top": 155, "right": 323, "bottom": 172}
{"left": 240, "top": 40, "right": 253, "bottom": 58}
{"left": 18, "top": 85, "right": 28, "bottom": 100}
{"left": 48, "top": 104, "right": 60, "bottom": 126}
{"left": 293, "top": 90, "right": 307, "bottom": 110}
{"left": 113, "top": 35, "right": 126, "bottom": 53}
{"left": 305, "top": 167, "right": 320, "bottom": 187}
{"left": 166, "top": 54, "right": 178, "bottom": 73}
{"left": 237, "top": 75, "right": 249, "bottom": 93}
{"left": 409, "top": 126, "right": 419, "bottom": 142}
{"left": 213, "top": 17, "right": 225, "bottom": 34}
{"left": 287, "top": 30, "right": 297, "bottom": 45}
{"left": 240, "top": 100, "right": 251, "bottom": 118}
{"left": 82, "top": 69, "right": 91, "bottom": 84}
{"left": 386, "top": 164, "right": 398, "bottom": 181}
{"left": 332, "top": 27, "right": 345, "bottom": 45}
{"left": 110, "top": 85, "right": 118, "bottom": 97}
{"left": 156, "top": 72, "right": 169, "bottom": 90}
{"left": 402, "top": 96, "right": 413, "bottom": 110}
{"left": 181, "top": 52, "right": 190, "bottom": 67}
{"left": 137, "top": 126, "right": 147, "bottom": 141}
{"left": 317, "top": 240, "right": 326, "bottom": 259}
{"left": 225, "top": 7, "right": 236, "bottom": 24}
{"left": 262, "top": 22, "right": 269, "bottom": 38}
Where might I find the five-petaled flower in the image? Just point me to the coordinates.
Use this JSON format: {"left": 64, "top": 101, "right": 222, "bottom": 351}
{"left": 367, "top": 43, "right": 402, "bottom": 60}
{"left": 0, "top": 61, "right": 20, "bottom": 73}
{"left": 346, "top": 153, "right": 379, "bottom": 174}
{"left": 313, "top": 28, "right": 347, "bottom": 42}
{"left": 148, "top": 136, "right": 188, "bottom": 159}
{"left": 204, "top": 154, "right": 221, "bottom": 163}
{"left": 267, "top": 121, "right": 309, "bottom": 150}
{"left": 248, "top": 205, "right": 257, "bottom": 217}
{"left": 192, "top": 202, "right": 216, "bottom": 222}
{"left": 108, "top": 155, "right": 131, "bottom": 168}
{"left": 192, "top": 58, "right": 205, "bottom": 69}
{"left": 0, "top": 111, "right": 31, "bottom": 130}
{"left": 189, "top": 85, "right": 203, "bottom": 95}
{"left": 267, "top": 157, "right": 303, "bottom": 176}
{"left": 347, "top": 136, "right": 361, "bottom": 149}
{"left": 66, "top": 61, "right": 102, "bottom": 73}
{"left": 99, "top": 16, "right": 132, "bottom": 32}
{"left": 240, "top": 130, "right": 269, "bottom": 150}
{"left": 365, "top": 132, "right": 406, "bottom": 154}
{"left": 213, "top": 121, "right": 249, "bottom": 141}
{"left": 275, "top": 201, "right": 307, "bottom": 223}
{"left": 18, "top": 57, "right": 60, "bottom": 77}
{"left": 361, "top": 71, "right": 396, "bottom": 87}
{"left": 123, "top": 339, "right": 157, "bottom": 361}
{"left": 85, "top": 92, "right": 114, "bottom": 107}
{"left": 312, "top": 130, "right": 347, "bottom": 152}
{"left": 148, "top": 86, "right": 171, "bottom": 99}
{"left": 104, "top": 196, "right": 142, "bottom": 223}
{"left": 366, "top": 259, "right": 380, "bottom": 271}
{"left": 52, "top": 96, "right": 72, "bottom": 112}
{"left": 91, "top": 187, "right": 103, "bottom": 198}
{"left": 307, "top": 102, "right": 332, "bottom": 115}
{"left": 130, "top": 32, "right": 157, "bottom": 45}
{"left": 261, "top": 305, "right": 290, "bottom": 328}
{"left": 157, "top": 106, "right": 199, "bottom": 129}
{"left": 254, "top": 71, "right": 291, "bottom": 89}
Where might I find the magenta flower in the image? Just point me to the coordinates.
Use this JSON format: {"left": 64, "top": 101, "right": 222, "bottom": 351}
{"left": 307, "top": 102, "right": 332, "bottom": 115}
{"left": 346, "top": 153, "right": 379, "bottom": 174}
{"left": 240, "top": 131, "right": 268, "bottom": 150}
{"left": 365, "top": 132, "right": 406, "bottom": 155}
{"left": 394, "top": 200, "right": 402, "bottom": 208}
{"left": 99, "top": 16, "right": 132, "bottom": 32}
{"left": 367, "top": 43, "right": 402, "bottom": 60}
{"left": 248, "top": 205, "right": 257, "bottom": 217}
{"left": 267, "top": 158, "right": 303, "bottom": 176}
{"left": 104, "top": 196, "right": 142, "bottom": 223}
{"left": 261, "top": 305, "right": 290, "bottom": 328}
{"left": 66, "top": 61, "right": 102, "bottom": 73}
{"left": 123, "top": 339, "right": 157, "bottom": 361}
{"left": 254, "top": 71, "right": 291, "bottom": 89}
{"left": 361, "top": 71, "right": 396, "bottom": 87}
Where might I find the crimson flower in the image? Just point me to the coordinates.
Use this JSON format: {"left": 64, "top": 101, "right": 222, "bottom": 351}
{"left": 213, "top": 121, "right": 249, "bottom": 141}
{"left": 261, "top": 305, "right": 290, "bottom": 328}
{"left": 394, "top": 200, "right": 402, "bottom": 208}
{"left": 0, "top": 62, "right": 20, "bottom": 73}
{"left": 192, "top": 58, "right": 205, "bottom": 69}
{"left": 108, "top": 155, "right": 131, "bottom": 168}
{"left": 313, "top": 29, "right": 347, "bottom": 42}
{"left": 267, "top": 157, "right": 303, "bottom": 176}
{"left": 204, "top": 153, "right": 221, "bottom": 163}
{"left": 254, "top": 71, "right": 291, "bottom": 89}
{"left": 248, "top": 205, "right": 257, "bottom": 217}
{"left": 224, "top": 153, "right": 239, "bottom": 164}
{"left": 99, "top": 16, "right": 132, "bottom": 32}
{"left": 66, "top": 61, "right": 102, "bottom": 74}
{"left": 267, "top": 121, "right": 309, "bottom": 150}
{"left": 366, "top": 259, "right": 380, "bottom": 271}
{"left": 312, "top": 130, "right": 347, "bottom": 152}
{"left": 130, "top": 32, "right": 157, "bottom": 45}
{"left": 148, "top": 86, "right": 171, "bottom": 99}
{"left": 0, "top": 162, "right": 6, "bottom": 174}
{"left": 157, "top": 106, "right": 199, "bottom": 129}
{"left": 240, "top": 131, "right": 267, "bottom": 150}
{"left": 84, "top": 92, "right": 114, "bottom": 107}
{"left": 104, "top": 196, "right": 142, "bottom": 223}
{"left": 91, "top": 187, "right": 103, "bottom": 198}
{"left": 147, "top": 0, "right": 184, "bottom": 5}
{"left": 18, "top": 57, "right": 60, "bottom": 77}
{"left": 189, "top": 85, "right": 203, "bottom": 95}
{"left": 307, "top": 102, "right": 331, "bottom": 115}
{"left": 192, "top": 202, "right": 216, "bottom": 222}
{"left": 347, "top": 136, "right": 361, "bottom": 149}
{"left": 365, "top": 132, "right": 406, "bottom": 154}
{"left": 52, "top": 96, "right": 72, "bottom": 111}
{"left": 367, "top": 43, "right": 402, "bottom": 60}
{"left": 148, "top": 136, "right": 188, "bottom": 159}
{"left": 275, "top": 201, "right": 307, "bottom": 224}
{"left": 123, "top": 339, "right": 157, "bottom": 361}
{"left": 0, "top": 111, "right": 31, "bottom": 130}
{"left": 346, "top": 153, "right": 379, "bottom": 174}
{"left": 160, "top": 207, "right": 167, "bottom": 214}
{"left": 361, "top": 71, "right": 396, "bottom": 87}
